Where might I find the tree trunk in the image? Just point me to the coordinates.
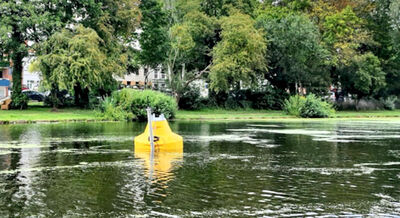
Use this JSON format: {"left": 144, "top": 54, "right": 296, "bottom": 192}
{"left": 175, "top": 91, "right": 181, "bottom": 108}
{"left": 74, "top": 83, "right": 81, "bottom": 107}
{"left": 82, "top": 87, "right": 89, "bottom": 108}
{"left": 51, "top": 84, "right": 59, "bottom": 110}
{"left": 11, "top": 50, "right": 26, "bottom": 110}
{"left": 74, "top": 82, "right": 89, "bottom": 108}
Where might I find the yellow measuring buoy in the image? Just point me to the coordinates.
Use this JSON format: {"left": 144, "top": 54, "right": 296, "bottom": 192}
{"left": 134, "top": 112, "right": 183, "bottom": 152}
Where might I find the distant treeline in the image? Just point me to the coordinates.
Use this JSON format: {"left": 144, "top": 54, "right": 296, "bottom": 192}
{"left": 1, "top": 0, "right": 399, "bottom": 109}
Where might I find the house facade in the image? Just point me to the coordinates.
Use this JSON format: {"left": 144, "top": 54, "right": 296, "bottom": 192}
{"left": 22, "top": 57, "right": 40, "bottom": 91}
{"left": 116, "top": 66, "right": 168, "bottom": 90}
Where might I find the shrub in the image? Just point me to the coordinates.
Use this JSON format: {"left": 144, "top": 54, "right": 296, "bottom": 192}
{"left": 207, "top": 87, "right": 285, "bottom": 110}
{"left": 98, "top": 97, "right": 133, "bottom": 121}
{"left": 99, "top": 89, "right": 177, "bottom": 121}
{"left": 283, "top": 95, "right": 306, "bottom": 117}
{"left": 179, "top": 86, "right": 205, "bottom": 110}
{"left": 380, "top": 96, "right": 398, "bottom": 110}
{"left": 300, "top": 94, "right": 335, "bottom": 118}
{"left": 10, "top": 93, "right": 28, "bottom": 110}
{"left": 284, "top": 94, "right": 335, "bottom": 118}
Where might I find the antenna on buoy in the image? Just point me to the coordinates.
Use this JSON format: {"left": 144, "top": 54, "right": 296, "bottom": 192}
{"left": 146, "top": 107, "right": 155, "bottom": 159}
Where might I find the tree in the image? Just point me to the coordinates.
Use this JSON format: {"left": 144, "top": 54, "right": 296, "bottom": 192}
{"left": 200, "top": 0, "right": 259, "bottom": 17}
{"left": 322, "top": 6, "right": 371, "bottom": 66}
{"left": 166, "top": 8, "right": 217, "bottom": 103}
{"left": 385, "top": 0, "right": 400, "bottom": 95}
{"left": 210, "top": 11, "right": 266, "bottom": 92}
{"left": 256, "top": 11, "right": 328, "bottom": 94}
{"left": 0, "top": 0, "right": 75, "bottom": 109}
{"left": 0, "top": 0, "right": 141, "bottom": 109}
{"left": 138, "top": 0, "right": 169, "bottom": 85}
{"left": 32, "top": 26, "right": 110, "bottom": 108}
{"left": 340, "top": 53, "right": 386, "bottom": 108}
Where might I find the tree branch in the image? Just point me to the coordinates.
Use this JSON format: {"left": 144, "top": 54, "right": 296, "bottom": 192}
{"left": 183, "top": 63, "right": 212, "bottom": 90}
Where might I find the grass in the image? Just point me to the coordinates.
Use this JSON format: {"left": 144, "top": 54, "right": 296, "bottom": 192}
{"left": 1, "top": 104, "right": 400, "bottom": 123}
{"left": 0, "top": 106, "right": 99, "bottom": 122}
{"left": 176, "top": 108, "right": 400, "bottom": 120}
{"left": 176, "top": 109, "right": 292, "bottom": 120}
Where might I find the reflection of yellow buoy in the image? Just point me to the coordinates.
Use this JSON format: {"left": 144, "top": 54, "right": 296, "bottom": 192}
{"left": 134, "top": 114, "right": 183, "bottom": 152}
{"left": 134, "top": 112, "right": 183, "bottom": 187}
{"left": 135, "top": 146, "right": 183, "bottom": 184}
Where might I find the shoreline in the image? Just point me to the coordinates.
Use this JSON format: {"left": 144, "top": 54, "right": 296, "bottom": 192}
{"left": 1, "top": 115, "right": 400, "bottom": 125}
{"left": 1, "top": 107, "right": 399, "bottom": 125}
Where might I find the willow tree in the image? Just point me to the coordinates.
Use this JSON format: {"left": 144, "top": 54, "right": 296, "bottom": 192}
{"left": 210, "top": 11, "right": 266, "bottom": 92}
{"left": 0, "top": 0, "right": 141, "bottom": 109}
{"left": 0, "top": 0, "right": 74, "bottom": 109}
{"left": 33, "top": 26, "right": 111, "bottom": 108}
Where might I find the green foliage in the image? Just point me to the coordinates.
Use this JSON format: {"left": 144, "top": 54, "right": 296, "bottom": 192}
{"left": 341, "top": 53, "right": 386, "bottom": 100}
{"left": 138, "top": 0, "right": 169, "bottom": 69}
{"left": 256, "top": 12, "right": 329, "bottom": 93}
{"left": 98, "top": 97, "right": 134, "bottom": 121}
{"left": 284, "top": 94, "right": 335, "bottom": 118}
{"left": 33, "top": 25, "right": 122, "bottom": 108}
{"left": 322, "top": 6, "right": 370, "bottom": 66}
{"left": 299, "top": 94, "right": 335, "bottom": 118}
{"left": 207, "top": 88, "right": 285, "bottom": 110}
{"left": 200, "top": 0, "right": 259, "bottom": 17}
{"left": 210, "top": 11, "right": 266, "bottom": 92}
{"left": 389, "top": 0, "right": 400, "bottom": 31}
{"left": 100, "top": 89, "right": 177, "bottom": 121}
{"left": 43, "top": 90, "right": 74, "bottom": 108}
{"left": 10, "top": 93, "right": 28, "bottom": 110}
{"left": 283, "top": 95, "right": 306, "bottom": 117}
{"left": 380, "top": 96, "right": 398, "bottom": 110}
{"left": 178, "top": 86, "right": 205, "bottom": 110}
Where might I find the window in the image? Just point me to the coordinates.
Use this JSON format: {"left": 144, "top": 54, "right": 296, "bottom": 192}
{"left": 127, "top": 81, "right": 131, "bottom": 86}
{"left": 154, "top": 72, "right": 158, "bottom": 79}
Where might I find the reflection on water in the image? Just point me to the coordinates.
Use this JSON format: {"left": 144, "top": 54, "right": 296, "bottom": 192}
{"left": 0, "top": 121, "right": 399, "bottom": 216}
{"left": 135, "top": 142, "right": 183, "bottom": 187}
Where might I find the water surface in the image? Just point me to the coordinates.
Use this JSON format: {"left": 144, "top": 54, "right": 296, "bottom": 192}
{"left": 0, "top": 120, "right": 399, "bottom": 217}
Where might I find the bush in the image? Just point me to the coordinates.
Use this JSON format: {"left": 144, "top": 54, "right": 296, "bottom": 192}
{"left": 283, "top": 95, "right": 306, "bottom": 117}
{"left": 300, "top": 94, "right": 335, "bottom": 118}
{"left": 99, "top": 89, "right": 177, "bottom": 121}
{"left": 380, "top": 96, "right": 398, "bottom": 110}
{"left": 11, "top": 93, "right": 28, "bottom": 110}
{"left": 284, "top": 94, "right": 335, "bottom": 118}
{"left": 179, "top": 86, "right": 205, "bottom": 110}
{"left": 207, "top": 87, "right": 285, "bottom": 110}
{"left": 98, "top": 97, "right": 133, "bottom": 121}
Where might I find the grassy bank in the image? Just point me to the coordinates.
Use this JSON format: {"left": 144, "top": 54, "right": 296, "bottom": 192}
{"left": 176, "top": 109, "right": 400, "bottom": 120}
{"left": 0, "top": 107, "right": 99, "bottom": 123}
{"left": 176, "top": 109, "right": 292, "bottom": 120}
{"left": 0, "top": 107, "right": 400, "bottom": 123}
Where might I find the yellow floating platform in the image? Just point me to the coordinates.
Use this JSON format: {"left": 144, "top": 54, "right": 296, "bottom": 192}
{"left": 134, "top": 114, "right": 183, "bottom": 152}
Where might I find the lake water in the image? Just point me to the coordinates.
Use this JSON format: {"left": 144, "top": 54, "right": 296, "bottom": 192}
{"left": 0, "top": 120, "right": 399, "bottom": 217}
